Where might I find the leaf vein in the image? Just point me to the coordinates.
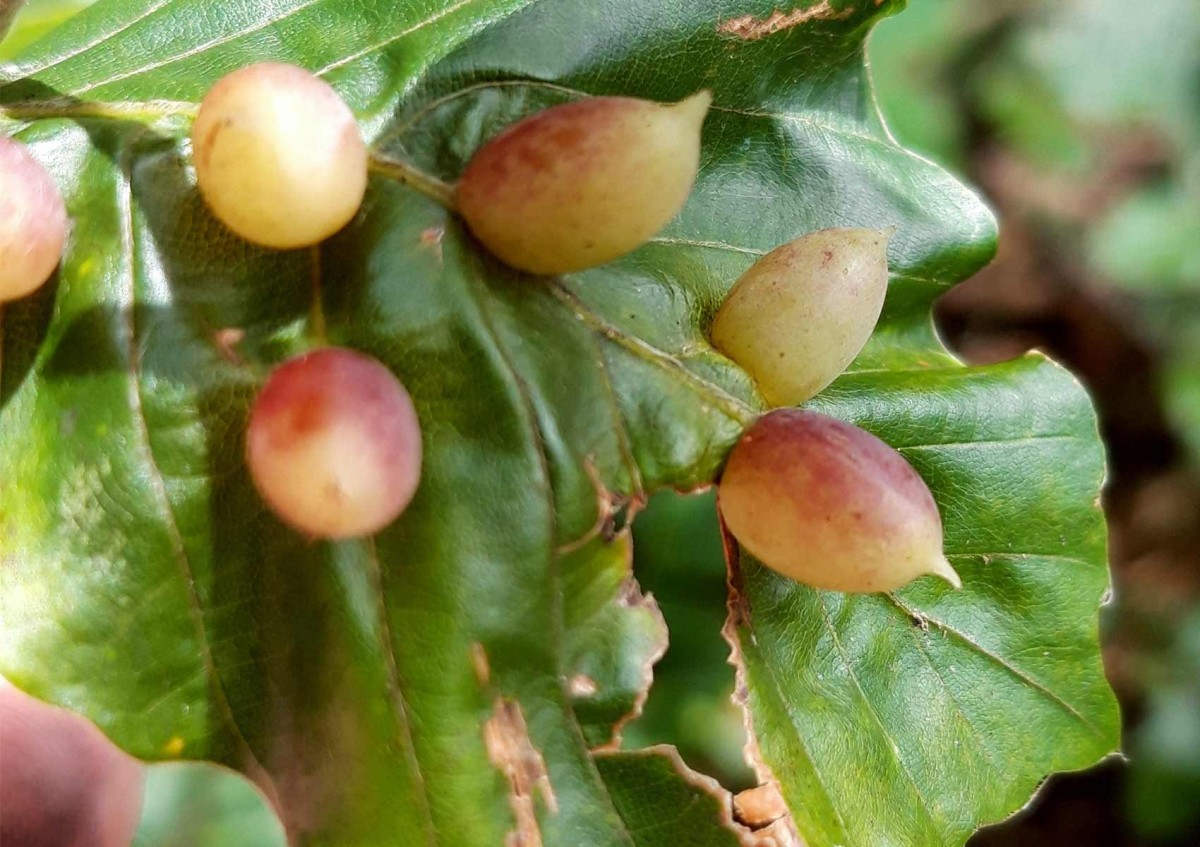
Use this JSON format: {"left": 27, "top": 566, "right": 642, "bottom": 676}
{"left": 647, "top": 236, "right": 767, "bottom": 256}
{"left": 363, "top": 537, "right": 438, "bottom": 846}
{"left": 882, "top": 594, "right": 1004, "bottom": 776}
{"left": 546, "top": 280, "right": 756, "bottom": 426}
{"left": 587, "top": 330, "right": 646, "bottom": 502}
{"left": 314, "top": 0, "right": 491, "bottom": 77}
{"left": 710, "top": 102, "right": 923, "bottom": 158}
{"left": 375, "top": 78, "right": 584, "bottom": 152}
{"left": 885, "top": 594, "right": 1106, "bottom": 739}
{"left": 812, "top": 593, "right": 945, "bottom": 835}
{"left": 2, "top": 0, "right": 175, "bottom": 79}
{"left": 835, "top": 363, "right": 963, "bottom": 378}
{"left": 895, "top": 434, "right": 1078, "bottom": 451}
{"left": 118, "top": 133, "right": 273, "bottom": 792}
{"left": 946, "top": 552, "right": 1091, "bottom": 566}
{"left": 464, "top": 256, "right": 639, "bottom": 847}
{"left": 70, "top": 0, "right": 329, "bottom": 95}
{"left": 743, "top": 624, "right": 854, "bottom": 842}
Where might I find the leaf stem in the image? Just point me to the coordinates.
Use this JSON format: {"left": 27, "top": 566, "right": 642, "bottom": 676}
{"left": 0, "top": 98, "right": 458, "bottom": 211}
{"left": 368, "top": 151, "right": 457, "bottom": 210}
{"left": 309, "top": 245, "right": 327, "bottom": 345}
{"left": 0, "top": 98, "right": 198, "bottom": 123}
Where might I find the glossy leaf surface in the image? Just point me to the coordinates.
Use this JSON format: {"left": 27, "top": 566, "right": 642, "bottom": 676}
{"left": 0, "top": 2, "right": 1119, "bottom": 844}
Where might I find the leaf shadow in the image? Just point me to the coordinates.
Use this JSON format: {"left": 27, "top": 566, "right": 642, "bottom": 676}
{"left": 32, "top": 297, "right": 361, "bottom": 827}
{"left": 6, "top": 81, "right": 354, "bottom": 810}
{"left": 2, "top": 80, "right": 317, "bottom": 410}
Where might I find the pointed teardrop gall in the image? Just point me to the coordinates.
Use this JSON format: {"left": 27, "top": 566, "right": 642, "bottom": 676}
{"left": 711, "top": 227, "right": 892, "bottom": 407}
{"left": 719, "top": 409, "right": 960, "bottom": 593}
{"left": 457, "top": 91, "right": 712, "bottom": 274}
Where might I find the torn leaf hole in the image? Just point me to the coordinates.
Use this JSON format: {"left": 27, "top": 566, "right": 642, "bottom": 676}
{"left": 484, "top": 698, "right": 557, "bottom": 847}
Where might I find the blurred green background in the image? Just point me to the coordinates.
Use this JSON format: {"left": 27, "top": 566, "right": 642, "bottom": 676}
{"left": 4, "top": 0, "right": 1199, "bottom": 844}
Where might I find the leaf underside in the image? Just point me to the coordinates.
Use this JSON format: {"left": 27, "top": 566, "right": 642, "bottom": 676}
{"left": 0, "top": 2, "right": 1119, "bottom": 846}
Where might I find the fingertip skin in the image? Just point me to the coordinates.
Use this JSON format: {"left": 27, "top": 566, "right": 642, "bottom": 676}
{"left": 0, "top": 135, "right": 67, "bottom": 302}
{"left": 719, "top": 409, "right": 953, "bottom": 593}
{"left": 457, "top": 91, "right": 711, "bottom": 274}
{"left": 246, "top": 347, "right": 423, "bottom": 539}
{"left": 712, "top": 227, "right": 891, "bottom": 407}
{"left": 0, "top": 685, "right": 144, "bottom": 847}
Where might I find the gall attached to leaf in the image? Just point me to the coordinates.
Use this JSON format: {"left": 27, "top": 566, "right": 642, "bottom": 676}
{"left": 246, "top": 347, "right": 423, "bottom": 539}
{"left": 457, "top": 91, "right": 712, "bottom": 274}
{"left": 191, "top": 62, "right": 368, "bottom": 249}
{"left": 719, "top": 409, "right": 961, "bottom": 593}
{"left": 712, "top": 227, "right": 892, "bottom": 407}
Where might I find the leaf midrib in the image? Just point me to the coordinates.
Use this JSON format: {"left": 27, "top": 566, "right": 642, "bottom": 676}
{"left": 462, "top": 246, "right": 640, "bottom": 847}
{"left": 883, "top": 593, "right": 1107, "bottom": 740}
{"left": 811, "top": 593, "right": 947, "bottom": 839}
{"left": 363, "top": 537, "right": 438, "bottom": 846}
{"left": 117, "top": 131, "right": 275, "bottom": 791}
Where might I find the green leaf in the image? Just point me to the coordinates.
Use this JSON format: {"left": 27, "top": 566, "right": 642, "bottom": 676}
{"left": 0, "top": 1, "right": 1118, "bottom": 845}
{"left": 727, "top": 358, "right": 1120, "bottom": 847}
{"left": 135, "top": 762, "right": 287, "bottom": 847}
{"left": 0, "top": 0, "right": 99, "bottom": 61}
{"left": 594, "top": 748, "right": 747, "bottom": 847}
{"left": 865, "top": 0, "right": 971, "bottom": 170}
